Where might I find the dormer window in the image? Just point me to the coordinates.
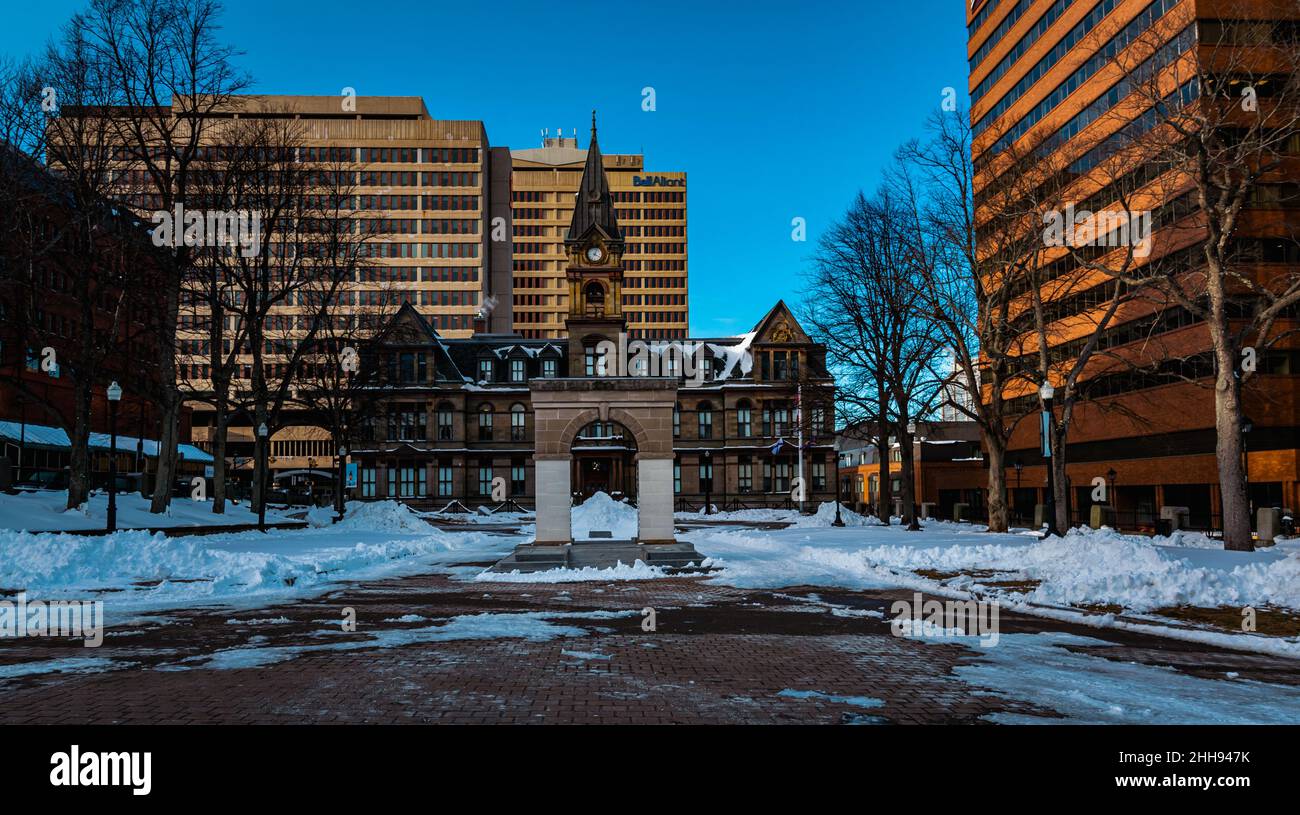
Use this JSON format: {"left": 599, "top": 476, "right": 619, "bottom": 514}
{"left": 542, "top": 358, "right": 557, "bottom": 378}
{"left": 478, "top": 358, "right": 493, "bottom": 382}
{"left": 510, "top": 358, "right": 526, "bottom": 383}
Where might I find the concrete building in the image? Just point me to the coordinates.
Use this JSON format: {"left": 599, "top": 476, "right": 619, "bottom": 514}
{"left": 968, "top": 0, "right": 1300, "bottom": 532}
{"left": 511, "top": 129, "right": 687, "bottom": 340}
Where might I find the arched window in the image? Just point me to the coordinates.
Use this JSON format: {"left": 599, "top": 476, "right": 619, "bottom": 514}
{"left": 510, "top": 403, "right": 527, "bottom": 441}
{"left": 697, "top": 400, "right": 713, "bottom": 439}
{"left": 478, "top": 403, "right": 494, "bottom": 441}
{"left": 584, "top": 281, "right": 606, "bottom": 317}
{"left": 436, "top": 401, "right": 455, "bottom": 441}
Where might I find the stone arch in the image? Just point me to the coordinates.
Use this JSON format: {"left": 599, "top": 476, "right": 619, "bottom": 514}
{"left": 553, "top": 406, "right": 656, "bottom": 458}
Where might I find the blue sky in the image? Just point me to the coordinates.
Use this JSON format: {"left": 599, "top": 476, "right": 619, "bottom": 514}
{"left": 1, "top": 0, "right": 971, "bottom": 336}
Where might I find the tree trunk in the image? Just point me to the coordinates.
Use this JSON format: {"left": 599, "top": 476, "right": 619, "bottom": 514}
{"left": 875, "top": 437, "right": 891, "bottom": 520}
{"left": 211, "top": 408, "right": 228, "bottom": 514}
{"left": 899, "top": 425, "right": 920, "bottom": 530}
{"left": 1213, "top": 345, "right": 1253, "bottom": 551}
{"left": 149, "top": 392, "right": 179, "bottom": 513}
{"left": 66, "top": 379, "right": 92, "bottom": 510}
{"left": 1052, "top": 423, "right": 1070, "bottom": 532}
{"left": 984, "top": 433, "right": 1009, "bottom": 533}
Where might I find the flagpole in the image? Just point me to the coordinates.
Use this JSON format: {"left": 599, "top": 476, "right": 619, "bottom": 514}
{"left": 797, "top": 383, "right": 805, "bottom": 514}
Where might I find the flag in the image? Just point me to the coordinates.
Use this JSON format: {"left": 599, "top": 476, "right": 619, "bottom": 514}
{"left": 770, "top": 438, "right": 786, "bottom": 455}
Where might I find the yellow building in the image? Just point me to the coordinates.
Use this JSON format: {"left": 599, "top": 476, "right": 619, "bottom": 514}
{"left": 511, "top": 128, "right": 688, "bottom": 339}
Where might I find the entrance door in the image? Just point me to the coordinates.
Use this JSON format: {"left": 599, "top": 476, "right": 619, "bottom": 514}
{"left": 580, "top": 457, "right": 612, "bottom": 497}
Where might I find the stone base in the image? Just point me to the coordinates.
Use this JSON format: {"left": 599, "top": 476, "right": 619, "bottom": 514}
{"left": 487, "top": 538, "right": 710, "bottom": 574}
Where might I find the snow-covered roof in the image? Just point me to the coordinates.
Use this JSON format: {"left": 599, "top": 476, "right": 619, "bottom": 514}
{"left": 0, "top": 421, "right": 213, "bottom": 462}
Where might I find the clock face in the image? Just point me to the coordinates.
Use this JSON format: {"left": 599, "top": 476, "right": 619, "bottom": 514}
{"left": 585, "top": 245, "right": 604, "bottom": 263}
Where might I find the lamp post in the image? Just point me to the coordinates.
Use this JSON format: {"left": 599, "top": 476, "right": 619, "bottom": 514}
{"left": 905, "top": 420, "right": 920, "bottom": 530}
{"left": 1241, "top": 417, "right": 1253, "bottom": 521}
{"left": 257, "top": 422, "right": 268, "bottom": 532}
{"left": 106, "top": 381, "right": 122, "bottom": 534}
{"left": 335, "top": 444, "right": 347, "bottom": 522}
{"left": 1040, "top": 383, "right": 1059, "bottom": 537}
{"left": 1106, "top": 468, "right": 1117, "bottom": 505}
{"left": 832, "top": 443, "right": 845, "bottom": 527}
{"left": 702, "top": 449, "right": 712, "bottom": 515}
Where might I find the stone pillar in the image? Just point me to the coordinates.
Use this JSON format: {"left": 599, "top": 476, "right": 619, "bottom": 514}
{"left": 534, "top": 457, "right": 571, "bottom": 544}
{"left": 637, "top": 456, "right": 676, "bottom": 544}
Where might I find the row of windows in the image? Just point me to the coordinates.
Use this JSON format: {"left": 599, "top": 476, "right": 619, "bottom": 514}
{"left": 357, "top": 171, "right": 480, "bottom": 187}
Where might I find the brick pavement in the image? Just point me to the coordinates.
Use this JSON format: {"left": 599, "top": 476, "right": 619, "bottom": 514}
{"left": 2, "top": 573, "right": 1298, "bottom": 724}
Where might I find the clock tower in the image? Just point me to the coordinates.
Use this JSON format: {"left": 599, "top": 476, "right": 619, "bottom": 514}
{"left": 564, "top": 111, "right": 627, "bottom": 374}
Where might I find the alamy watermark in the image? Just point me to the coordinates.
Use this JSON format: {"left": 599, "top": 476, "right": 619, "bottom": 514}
{"left": 150, "top": 203, "right": 262, "bottom": 257}
{"left": 890, "top": 592, "right": 1000, "bottom": 647}
{"left": 0, "top": 592, "right": 103, "bottom": 647}
{"left": 588, "top": 332, "right": 752, "bottom": 388}
{"left": 1042, "top": 203, "right": 1152, "bottom": 258}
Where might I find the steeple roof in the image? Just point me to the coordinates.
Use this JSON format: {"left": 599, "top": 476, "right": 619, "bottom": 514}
{"left": 565, "top": 111, "right": 623, "bottom": 245}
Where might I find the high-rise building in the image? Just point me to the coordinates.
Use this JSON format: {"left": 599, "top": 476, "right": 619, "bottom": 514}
{"left": 511, "top": 126, "right": 688, "bottom": 339}
{"left": 968, "top": 0, "right": 1299, "bottom": 531}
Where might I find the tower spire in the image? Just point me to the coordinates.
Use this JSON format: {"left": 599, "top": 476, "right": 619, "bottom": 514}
{"left": 565, "top": 109, "right": 622, "bottom": 244}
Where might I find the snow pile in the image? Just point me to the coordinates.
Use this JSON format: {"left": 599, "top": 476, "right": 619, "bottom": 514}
{"left": 476, "top": 560, "right": 669, "bottom": 583}
{"left": 690, "top": 522, "right": 1300, "bottom": 613}
{"left": 790, "top": 502, "right": 882, "bottom": 528}
{"left": 332, "top": 500, "right": 432, "bottom": 534}
{"left": 0, "top": 490, "right": 289, "bottom": 532}
{"left": 570, "top": 492, "right": 638, "bottom": 540}
{"left": 0, "top": 520, "right": 512, "bottom": 616}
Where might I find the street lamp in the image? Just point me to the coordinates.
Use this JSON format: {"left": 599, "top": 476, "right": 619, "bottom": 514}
{"left": 1040, "top": 382, "right": 1059, "bottom": 537}
{"left": 257, "top": 422, "right": 268, "bottom": 532}
{"left": 335, "top": 444, "right": 347, "bottom": 522}
{"left": 106, "top": 381, "right": 122, "bottom": 534}
{"left": 904, "top": 420, "right": 920, "bottom": 530}
{"left": 832, "top": 444, "right": 845, "bottom": 527}
{"left": 1106, "top": 468, "right": 1117, "bottom": 505}
{"left": 702, "top": 449, "right": 712, "bottom": 515}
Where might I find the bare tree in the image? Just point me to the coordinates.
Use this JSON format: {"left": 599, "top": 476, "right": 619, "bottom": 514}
{"left": 1112, "top": 11, "right": 1300, "bottom": 549}
{"left": 897, "top": 110, "right": 1045, "bottom": 533}
{"left": 68, "top": 0, "right": 251, "bottom": 513}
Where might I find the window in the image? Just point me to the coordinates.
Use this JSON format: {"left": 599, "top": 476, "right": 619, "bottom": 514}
{"left": 478, "top": 404, "right": 494, "bottom": 441}
{"left": 387, "top": 465, "right": 397, "bottom": 497}
{"left": 511, "top": 458, "right": 526, "bottom": 495}
{"left": 812, "top": 460, "right": 826, "bottom": 491}
{"left": 584, "top": 343, "right": 608, "bottom": 376}
{"left": 437, "top": 464, "right": 453, "bottom": 497}
{"left": 811, "top": 406, "right": 826, "bottom": 434}
{"left": 736, "top": 401, "right": 752, "bottom": 437}
{"left": 542, "top": 358, "right": 557, "bottom": 377}
{"left": 477, "top": 358, "right": 493, "bottom": 382}
{"left": 697, "top": 402, "right": 713, "bottom": 440}
{"left": 396, "top": 465, "right": 425, "bottom": 498}
{"left": 478, "top": 461, "right": 494, "bottom": 496}
{"left": 510, "top": 358, "right": 526, "bottom": 383}
{"left": 397, "top": 352, "right": 426, "bottom": 384}
{"left": 672, "top": 403, "right": 681, "bottom": 437}
{"left": 361, "top": 466, "right": 376, "bottom": 498}
{"left": 389, "top": 404, "right": 425, "bottom": 441}
{"left": 762, "top": 404, "right": 790, "bottom": 437}
{"left": 763, "top": 459, "right": 792, "bottom": 492}
{"left": 673, "top": 460, "right": 681, "bottom": 494}
{"left": 436, "top": 402, "right": 453, "bottom": 441}
{"left": 510, "top": 403, "right": 526, "bottom": 441}
{"left": 699, "top": 458, "right": 713, "bottom": 493}
{"left": 737, "top": 455, "right": 752, "bottom": 493}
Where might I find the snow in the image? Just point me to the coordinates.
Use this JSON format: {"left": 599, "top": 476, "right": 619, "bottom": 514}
{"left": 943, "top": 631, "right": 1300, "bottom": 724}
{"left": 0, "top": 490, "right": 293, "bottom": 532}
{"left": 569, "top": 491, "right": 638, "bottom": 540}
{"left": 687, "top": 522, "right": 1300, "bottom": 614}
{"left": 0, "top": 500, "right": 514, "bottom": 618}
{"left": 476, "top": 560, "right": 669, "bottom": 583}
